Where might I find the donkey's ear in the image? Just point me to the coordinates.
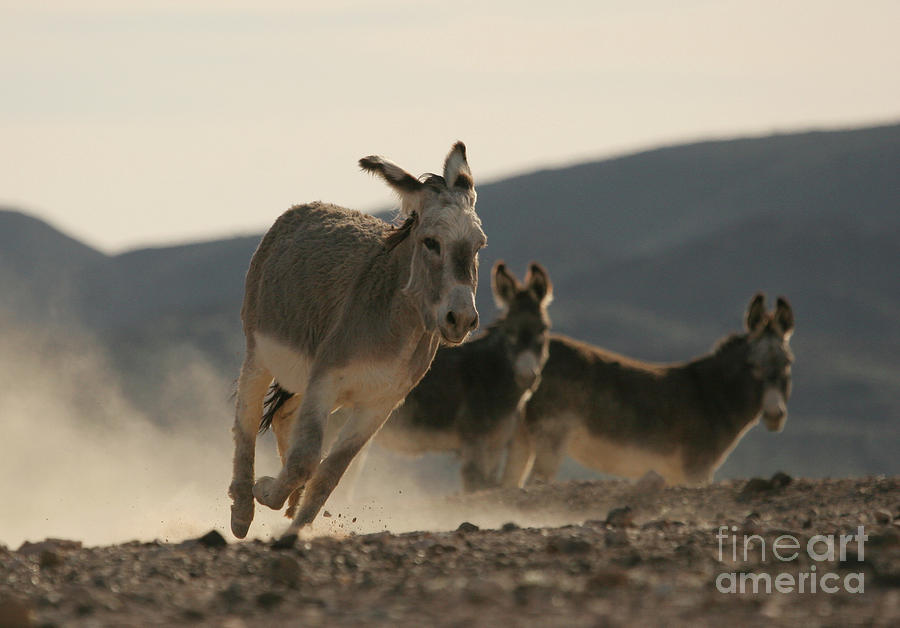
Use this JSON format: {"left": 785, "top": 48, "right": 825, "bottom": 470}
{"left": 492, "top": 261, "right": 519, "bottom": 310}
{"left": 359, "top": 155, "right": 424, "bottom": 218}
{"left": 443, "top": 141, "right": 475, "bottom": 194}
{"left": 745, "top": 292, "right": 767, "bottom": 331}
{"left": 774, "top": 296, "right": 794, "bottom": 339}
{"left": 525, "top": 262, "right": 553, "bottom": 306}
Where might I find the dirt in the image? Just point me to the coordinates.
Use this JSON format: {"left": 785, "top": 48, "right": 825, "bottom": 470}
{"left": 2, "top": 475, "right": 899, "bottom": 627}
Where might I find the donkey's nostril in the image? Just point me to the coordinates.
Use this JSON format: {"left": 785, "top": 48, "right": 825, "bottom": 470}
{"left": 446, "top": 311, "right": 457, "bottom": 327}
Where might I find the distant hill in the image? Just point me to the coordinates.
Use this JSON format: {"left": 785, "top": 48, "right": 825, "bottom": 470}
{"left": 471, "top": 123, "right": 900, "bottom": 292}
{"left": 0, "top": 210, "right": 106, "bottom": 324}
{"left": 1, "top": 122, "right": 898, "bottom": 477}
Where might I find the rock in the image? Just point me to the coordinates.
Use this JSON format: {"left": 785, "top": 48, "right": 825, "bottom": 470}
{"left": 457, "top": 522, "right": 480, "bottom": 533}
{"left": 196, "top": 530, "right": 227, "bottom": 548}
{"left": 38, "top": 549, "right": 64, "bottom": 569}
{"left": 605, "top": 529, "right": 630, "bottom": 548}
{"left": 0, "top": 596, "right": 34, "bottom": 628}
{"left": 501, "top": 522, "right": 520, "bottom": 532}
{"left": 737, "top": 472, "right": 791, "bottom": 501}
{"left": 182, "top": 608, "right": 205, "bottom": 622}
{"left": 738, "top": 478, "right": 772, "bottom": 500}
{"left": 587, "top": 567, "right": 629, "bottom": 588}
{"left": 605, "top": 506, "right": 634, "bottom": 527}
{"left": 256, "top": 591, "right": 284, "bottom": 610}
{"left": 770, "top": 471, "right": 792, "bottom": 488}
{"left": 869, "top": 528, "right": 900, "bottom": 549}
{"left": 547, "top": 536, "right": 592, "bottom": 555}
{"left": 742, "top": 513, "right": 763, "bottom": 535}
{"left": 634, "top": 470, "right": 666, "bottom": 493}
{"left": 464, "top": 578, "right": 506, "bottom": 604}
{"left": 268, "top": 555, "right": 302, "bottom": 588}
{"left": 17, "top": 538, "right": 81, "bottom": 556}
{"left": 217, "top": 582, "right": 245, "bottom": 608}
{"left": 874, "top": 509, "right": 893, "bottom": 525}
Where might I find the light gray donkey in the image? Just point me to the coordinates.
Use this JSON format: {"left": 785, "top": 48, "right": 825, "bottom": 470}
{"left": 229, "top": 142, "right": 486, "bottom": 544}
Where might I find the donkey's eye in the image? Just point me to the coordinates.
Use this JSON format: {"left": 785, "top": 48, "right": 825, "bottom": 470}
{"left": 423, "top": 238, "right": 441, "bottom": 254}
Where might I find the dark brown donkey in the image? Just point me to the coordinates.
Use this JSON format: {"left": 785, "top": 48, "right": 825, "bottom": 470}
{"left": 502, "top": 294, "right": 794, "bottom": 487}
{"left": 262, "top": 261, "right": 552, "bottom": 502}
{"left": 376, "top": 261, "right": 553, "bottom": 492}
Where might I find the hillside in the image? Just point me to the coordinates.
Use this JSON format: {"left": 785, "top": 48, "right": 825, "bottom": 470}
{"left": 1, "top": 122, "right": 898, "bottom": 477}
{"left": 0, "top": 210, "right": 107, "bottom": 324}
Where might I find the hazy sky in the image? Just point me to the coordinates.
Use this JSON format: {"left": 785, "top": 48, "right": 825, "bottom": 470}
{"left": 2, "top": 0, "right": 898, "bottom": 252}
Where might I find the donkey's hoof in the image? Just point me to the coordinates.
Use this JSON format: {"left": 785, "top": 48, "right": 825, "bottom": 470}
{"left": 271, "top": 532, "right": 298, "bottom": 550}
{"left": 253, "top": 476, "right": 287, "bottom": 510}
{"left": 230, "top": 505, "right": 254, "bottom": 539}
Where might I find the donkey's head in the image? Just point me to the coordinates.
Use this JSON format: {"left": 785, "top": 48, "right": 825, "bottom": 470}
{"left": 492, "top": 261, "right": 553, "bottom": 391}
{"left": 744, "top": 293, "right": 795, "bottom": 432}
{"left": 360, "top": 142, "right": 486, "bottom": 344}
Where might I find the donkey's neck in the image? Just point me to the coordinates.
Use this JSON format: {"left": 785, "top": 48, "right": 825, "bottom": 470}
{"left": 680, "top": 337, "right": 763, "bottom": 476}
{"left": 375, "top": 235, "right": 441, "bottom": 374}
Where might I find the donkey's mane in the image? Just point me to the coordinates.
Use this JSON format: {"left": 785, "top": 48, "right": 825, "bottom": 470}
{"left": 381, "top": 173, "right": 451, "bottom": 252}
{"left": 712, "top": 332, "right": 748, "bottom": 354}
{"left": 420, "top": 173, "right": 446, "bottom": 189}
{"left": 383, "top": 212, "right": 418, "bottom": 252}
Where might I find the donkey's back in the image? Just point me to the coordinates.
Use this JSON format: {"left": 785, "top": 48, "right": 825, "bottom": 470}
{"left": 243, "top": 202, "right": 390, "bottom": 352}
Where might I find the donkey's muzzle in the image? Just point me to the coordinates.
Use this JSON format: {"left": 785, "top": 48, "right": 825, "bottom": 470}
{"left": 439, "top": 286, "right": 478, "bottom": 344}
{"left": 513, "top": 351, "right": 542, "bottom": 390}
{"left": 441, "top": 309, "right": 478, "bottom": 344}
{"left": 762, "top": 387, "right": 787, "bottom": 432}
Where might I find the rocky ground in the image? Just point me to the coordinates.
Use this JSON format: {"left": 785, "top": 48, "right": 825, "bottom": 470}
{"left": 2, "top": 474, "right": 899, "bottom": 627}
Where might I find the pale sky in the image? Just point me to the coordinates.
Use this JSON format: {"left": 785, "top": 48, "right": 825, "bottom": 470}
{"left": 2, "top": 0, "right": 898, "bottom": 252}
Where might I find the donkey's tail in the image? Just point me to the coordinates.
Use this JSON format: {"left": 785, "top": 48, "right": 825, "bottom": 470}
{"left": 259, "top": 381, "right": 294, "bottom": 433}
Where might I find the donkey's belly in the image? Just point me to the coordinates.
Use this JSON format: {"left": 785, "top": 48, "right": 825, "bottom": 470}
{"left": 568, "top": 425, "right": 686, "bottom": 484}
{"left": 254, "top": 332, "right": 312, "bottom": 395}
{"left": 255, "top": 331, "right": 424, "bottom": 409}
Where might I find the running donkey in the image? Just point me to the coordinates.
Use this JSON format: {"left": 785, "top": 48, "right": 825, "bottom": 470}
{"left": 503, "top": 293, "right": 794, "bottom": 487}
{"left": 229, "top": 143, "right": 486, "bottom": 542}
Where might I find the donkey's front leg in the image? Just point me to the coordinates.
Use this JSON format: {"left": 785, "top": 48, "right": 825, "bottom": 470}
{"left": 275, "top": 403, "right": 391, "bottom": 544}
{"left": 229, "top": 357, "right": 272, "bottom": 538}
{"left": 253, "top": 376, "right": 335, "bottom": 511}
{"left": 500, "top": 419, "right": 535, "bottom": 489}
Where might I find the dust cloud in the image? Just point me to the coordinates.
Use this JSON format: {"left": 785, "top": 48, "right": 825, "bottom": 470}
{"left": 0, "top": 325, "right": 285, "bottom": 548}
{"left": 0, "top": 324, "right": 561, "bottom": 549}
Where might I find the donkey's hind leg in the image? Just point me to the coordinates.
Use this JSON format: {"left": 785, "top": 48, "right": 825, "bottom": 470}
{"left": 271, "top": 393, "right": 304, "bottom": 518}
{"left": 527, "top": 426, "right": 569, "bottom": 485}
{"left": 254, "top": 374, "right": 336, "bottom": 511}
{"left": 229, "top": 356, "right": 272, "bottom": 538}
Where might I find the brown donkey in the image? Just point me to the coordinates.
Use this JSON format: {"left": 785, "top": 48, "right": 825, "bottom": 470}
{"left": 229, "top": 143, "right": 486, "bottom": 543}
{"left": 375, "top": 261, "right": 553, "bottom": 492}
{"left": 503, "top": 294, "right": 794, "bottom": 487}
